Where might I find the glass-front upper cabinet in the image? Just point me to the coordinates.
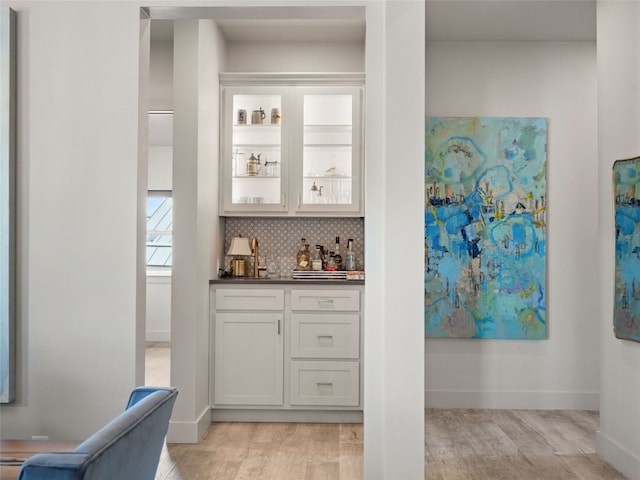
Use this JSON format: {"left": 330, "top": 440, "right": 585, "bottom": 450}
{"left": 296, "top": 86, "right": 362, "bottom": 214}
{"left": 220, "top": 86, "right": 288, "bottom": 214}
{"left": 219, "top": 76, "right": 363, "bottom": 216}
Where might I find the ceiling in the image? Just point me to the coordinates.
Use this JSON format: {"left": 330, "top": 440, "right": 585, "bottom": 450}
{"left": 215, "top": 18, "right": 366, "bottom": 43}
{"left": 149, "top": 1, "right": 596, "bottom": 44}
{"left": 150, "top": 18, "right": 365, "bottom": 43}
{"left": 425, "top": 0, "right": 596, "bottom": 42}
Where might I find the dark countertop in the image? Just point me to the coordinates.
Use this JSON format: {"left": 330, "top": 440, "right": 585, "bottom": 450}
{"left": 210, "top": 276, "right": 365, "bottom": 286}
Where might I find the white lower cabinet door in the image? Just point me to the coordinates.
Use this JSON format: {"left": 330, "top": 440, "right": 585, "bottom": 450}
{"left": 290, "top": 361, "right": 359, "bottom": 406}
{"left": 214, "top": 312, "right": 284, "bottom": 405}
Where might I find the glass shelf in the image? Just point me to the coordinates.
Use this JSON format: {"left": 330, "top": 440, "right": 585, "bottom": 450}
{"left": 220, "top": 82, "right": 362, "bottom": 215}
{"left": 233, "top": 175, "right": 281, "bottom": 179}
{"left": 303, "top": 175, "right": 352, "bottom": 180}
{"left": 234, "top": 123, "right": 282, "bottom": 128}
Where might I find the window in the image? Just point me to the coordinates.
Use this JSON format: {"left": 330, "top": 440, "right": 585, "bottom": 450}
{"left": 147, "top": 192, "right": 172, "bottom": 268}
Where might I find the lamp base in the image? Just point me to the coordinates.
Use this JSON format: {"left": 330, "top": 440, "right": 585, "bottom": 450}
{"left": 231, "top": 258, "right": 248, "bottom": 277}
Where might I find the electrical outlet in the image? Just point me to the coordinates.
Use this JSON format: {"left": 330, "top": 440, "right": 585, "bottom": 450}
{"left": 216, "top": 258, "right": 221, "bottom": 272}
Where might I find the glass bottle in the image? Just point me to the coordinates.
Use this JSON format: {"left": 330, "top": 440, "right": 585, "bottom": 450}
{"left": 296, "top": 238, "right": 311, "bottom": 271}
{"left": 334, "top": 236, "right": 343, "bottom": 271}
{"left": 311, "top": 246, "right": 323, "bottom": 271}
{"left": 326, "top": 252, "right": 337, "bottom": 271}
{"left": 320, "top": 244, "right": 327, "bottom": 270}
{"left": 345, "top": 238, "right": 357, "bottom": 271}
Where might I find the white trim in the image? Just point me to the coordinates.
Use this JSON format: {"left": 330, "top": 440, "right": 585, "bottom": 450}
{"left": 219, "top": 72, "right": 365, "bottom": 86}
{"left": 211, "top": 408, "right": 362, "bottom": 423}
{"left": 146, "top": 271, "right": 172, "bottom": 279}
{"left": 596, "top": 430, "right": 640, "bottom": 479}
{"left": 145, "top": 330, "right": 170, "bottom": 342}
{"left": 425, "top": 390, "right": 600, "bottom": 411}
{"left": 166, "top": 406, "right": 211, "bottom": 444}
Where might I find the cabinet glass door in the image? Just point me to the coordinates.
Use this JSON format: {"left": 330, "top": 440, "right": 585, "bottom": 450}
{"left": 223, "top": 87, "right": 286, "bottom": 212}
{"left": 299, "top": 87, "right": 361, "bottom": 213}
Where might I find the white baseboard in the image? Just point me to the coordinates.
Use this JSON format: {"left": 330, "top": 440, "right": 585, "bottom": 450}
{"left": 166, "top": 405, "right": 211, "bottom": 444}
{"left": 211, "top": 409, "right": 363, "bottom": 424}
{"left": 145, "top": 330, "right": 170, "bottom": 342}
{"left": 425, "top": 390, "right": 600, "bottom": 410}
{"left": 596, "top": 430, "right": 640, "bottom": 480}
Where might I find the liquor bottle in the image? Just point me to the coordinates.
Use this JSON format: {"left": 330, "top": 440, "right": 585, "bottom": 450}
{"left": 333, "top": 236, "right": 343, "bottom": 270}
{"left": 345, "top": 238, "right": 356, "bottom": 271}
{"left": 326, "top": 252, "right": 337, "bottom": 271}
{"left": 296, "top": 238, "right": 311, "bottom": 271}
{"left": 320, "top": 245, "right": 327, "bottom": 270}
{"left": 311, "top": 246, "right": 323, "bottom": 271}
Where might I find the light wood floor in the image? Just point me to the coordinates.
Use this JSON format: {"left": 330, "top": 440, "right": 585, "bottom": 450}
{"left": 424, "top": 409, "right": 624, "bottom": 480}
{"left": 146, "top": 341, "right": 171, "bottom": 387}
{"left": 147, "top": 344, "right": 625, "bottom": 480}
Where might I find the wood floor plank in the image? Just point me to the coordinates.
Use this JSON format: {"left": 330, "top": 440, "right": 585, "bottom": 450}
{"left": 516, "top": 410, "right": 591, "bottom": 456}
{"left": 156, "top": 411, "right": 627, "bottom": 480}
{"left": 338, "top": 425, "right": 363, "bottom": 479}
{"left": 268, "top": 450, "right": 308, "bottom": 480}
{"left": 558, "top": 453, "right": 628, "bottom": 480}
{"left": 490, "top": 409, "right": 557, "bottom": 456}
{"left": 147, "top": 346, "right": 625, "bottom": 480}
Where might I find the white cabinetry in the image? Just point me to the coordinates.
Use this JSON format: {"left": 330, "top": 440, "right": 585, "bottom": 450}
{"left": 219, "top": 74, "right": 364, "bottom": 217}
{"left": 213, "top": 289, "right": 284, "bottom": 406}
{"left": 211, "top": 283, "right": 364, "bottom": 422}
{"left": 289, "top": 289, "right": 360, "bottom": 407}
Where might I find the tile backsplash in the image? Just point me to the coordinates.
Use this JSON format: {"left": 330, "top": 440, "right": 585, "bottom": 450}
{"left": 224, "top": 217, "right": 365, "bottom": 276}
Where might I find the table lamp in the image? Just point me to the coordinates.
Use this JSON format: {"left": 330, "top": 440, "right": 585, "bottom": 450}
{"left": 227, "top": 236, "right": 252, "bottom": 277}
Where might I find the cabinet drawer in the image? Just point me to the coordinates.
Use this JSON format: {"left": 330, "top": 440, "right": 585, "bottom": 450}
{"left": 290, "top": 289, "right": 360, "bottom": 312}
{"left": 215, "top": 288, "right": 284, "bottom": 311}
{"left": 291, "top": 314, "right": 360, "bottom": 359}
{"left": 290, "top": 361, "right": 359, "bottom": 406}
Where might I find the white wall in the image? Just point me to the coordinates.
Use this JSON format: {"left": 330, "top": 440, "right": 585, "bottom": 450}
{"left": 146, "top": 111, "right": 172, "bottom": 342}
{"left": 148, "top": 112, "right": 173, "bottom": 191}
{"left": 148, "top": 146, "right": 172, "bottom": 190}
{"left": 1, "top": 1, "right": 144, "bottom": 439}
{"left": 147, "top": 49, "right": 173, "bottom": 342}
{"left": 425, "top": 42, "right": 599, "bottom": 410}
{"left": 146, "top": 274, "right": 171, "bottom": 342}
{"left": 169, "top": 18, "right": 226, "bottom": 443}
{"left": 364, "top": 2, "right": 425, "bottom": 478}
{"left": 596, "top": 2, "right": 640, "bottom": 478}
{"left": 227, "top": 41, "right": 364, "bottom": 72}
{"left": 150, "top": 39, "right": 173, "bottom": 111}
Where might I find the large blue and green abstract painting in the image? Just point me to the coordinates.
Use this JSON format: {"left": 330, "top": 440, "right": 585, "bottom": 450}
{"left": 425, "top": 117, "right": 547, "bottom": 339}
{"left": 613, "top": 157, "right": 640, "bottom": 343}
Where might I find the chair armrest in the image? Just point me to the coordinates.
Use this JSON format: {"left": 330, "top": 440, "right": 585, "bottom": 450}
{"left": 18, "top": 452, "right": 90, "bottom": 480}
{"left": 126, "top": 386, "right": 177, "bottom": 409}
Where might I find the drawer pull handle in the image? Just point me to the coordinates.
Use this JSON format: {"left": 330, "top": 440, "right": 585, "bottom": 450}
{"left": 278, "top": 319, "right": 281, "bottom": 335}
{"left": 317, "top": 299, "right": 334, "bottom": 307}
{"left": 317, "top": 382, "right": 334, "bottom": 395}
{"left": 317, "top": 335, "right": 334, "bottom": 345}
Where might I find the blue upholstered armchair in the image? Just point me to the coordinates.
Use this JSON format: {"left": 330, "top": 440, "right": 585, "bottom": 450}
{"left": 18, "top": 386, "right": 178, "bottom": 480}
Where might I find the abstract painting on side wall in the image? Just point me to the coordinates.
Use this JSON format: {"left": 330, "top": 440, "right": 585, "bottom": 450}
{"left": 425, "top": 117, "right": 547, "bottom": 339}
{"left": 613, "top": 157, "right": 640, "bottom": 343}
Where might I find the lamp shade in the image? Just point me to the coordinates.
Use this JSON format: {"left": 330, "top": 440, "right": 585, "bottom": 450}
{"left": 227, "top": 236, "right": 252, "bottom": 256}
